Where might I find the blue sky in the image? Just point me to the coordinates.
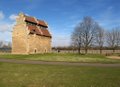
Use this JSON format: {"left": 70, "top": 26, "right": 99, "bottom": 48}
{"left": 0, "top": 0, "right": 120, "bottom": 46}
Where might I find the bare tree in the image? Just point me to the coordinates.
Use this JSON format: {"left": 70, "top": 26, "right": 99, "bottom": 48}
{"left": 106, "top": 28, "right": 120, "bottom": 53}
{"left": 95, "top": 27, "right": 105, "bottom": 54}
{"left": 115, "top": 28, "right": 120, "bottom": 48}
{"left": 8, "top": 42, "right": 12, "bottom": 48}
{"left": 0, "top": 41, "right": 3, "bottom": 48}
{"left": 71, "top": 25, "right": 83, "bottom": 54}
{"left": 71, "top": 16, "right": 99, "bottom": 54}
{"left": 81, "top": 17, "right": 98, "bottom": 54}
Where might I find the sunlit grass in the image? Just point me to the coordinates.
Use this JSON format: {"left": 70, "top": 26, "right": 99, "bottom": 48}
{"left": 0, "top": 53, "right": 120, "bottom": 63}
{"left": 0, "top": 62, "right": 120, "bottom": 87}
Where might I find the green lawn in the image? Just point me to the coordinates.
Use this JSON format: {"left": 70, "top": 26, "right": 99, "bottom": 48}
{"left": 0, "top": 53, "right": 120, "bottom": 63}
{"left": 0, "top": 62, "right": 120, "bottom": 87}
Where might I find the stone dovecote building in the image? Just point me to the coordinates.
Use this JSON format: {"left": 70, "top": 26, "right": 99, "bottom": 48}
{"left": 12, "top": 13, "right": 52, "bottom": 54}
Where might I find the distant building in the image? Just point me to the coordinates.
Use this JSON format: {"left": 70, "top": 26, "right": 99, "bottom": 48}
{"left": 12, "top": 13, "right": 52, "bottom": 54}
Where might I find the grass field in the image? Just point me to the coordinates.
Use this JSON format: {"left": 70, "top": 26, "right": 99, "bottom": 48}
{"left": 0, "top": 62, "right": 120, "bottom": 87}
{"left": 0, "top": 53, "right": 120, "bottom": 63}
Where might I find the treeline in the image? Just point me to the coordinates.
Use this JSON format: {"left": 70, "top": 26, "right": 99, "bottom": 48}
{"left": 52, "top": 46, "right": 120, "bottom": 51}
{"left": 0, "top": 41, "right": 12, "bottom": 48}
{"left": 0, "top": 41, "right": 12, "bottom": 52}
{"left": 71, "top": 16, "right": 120, "bottom": 54}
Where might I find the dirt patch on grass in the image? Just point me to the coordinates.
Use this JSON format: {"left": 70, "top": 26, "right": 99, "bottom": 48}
{"left": 107, "top": 56, "right": 120, "bottom": 59}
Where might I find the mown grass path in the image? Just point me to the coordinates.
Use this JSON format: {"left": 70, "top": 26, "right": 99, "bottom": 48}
{"left": 0, "top": 58, "right": 120, "bottom": 67}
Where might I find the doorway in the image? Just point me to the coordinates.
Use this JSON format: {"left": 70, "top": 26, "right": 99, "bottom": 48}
{"left": 34, "top": 48, "right": 37, "bottom": 53}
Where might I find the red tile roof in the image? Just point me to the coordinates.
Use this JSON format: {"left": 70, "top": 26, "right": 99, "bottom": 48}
{"left": 27, "top": 25, "right": 41, "bottom": 35}
{"left": 25, "top": 15, "right": 51, "bottom": 37}
{"left": 37, "top": 19, "right": 48, "bottom": 27}
{"left": 25, "top": 15, "right": 37, "bottom": 24}
{"left": 24, "top": 15, "right": 48, "bottom": 27}
{"left": 27, "top": 25, "right": 51, "bottom": 37}
{"left": 41, "top": 28, "right": 51, "bottom": 37}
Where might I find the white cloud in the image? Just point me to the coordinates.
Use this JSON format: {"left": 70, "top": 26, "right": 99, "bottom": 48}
{"left": 0, "top": 12, "right": 16, "bottom": 32}
{"left": 0, "top": 32, "right": 12, "bottom": 42}
{"left": 0, "top": 12, "right": 17, "bottom": 33}
{"left": 0, "top": 22, "right": 15, "bottom": 42}
{"left": 9, "top": 14, "right": 18, "bottom": 21}
{"left": 0, "top": 11, "right": 4, "bottom": 20}
{"left": 0, "top": 22, "right": 14, "bottom": 32}
{"left": 0, "top": 12, "right": 15, "bottom": 42}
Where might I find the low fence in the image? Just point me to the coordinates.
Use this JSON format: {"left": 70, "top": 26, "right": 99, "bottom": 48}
{"left": 0, "top": 49, "right": 120, "bottom": 54}
{"left": 52, "top": 50, "right": 120, "bottom": 54}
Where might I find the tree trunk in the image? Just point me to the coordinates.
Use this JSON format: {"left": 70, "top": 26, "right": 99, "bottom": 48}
{"left": 113, "top": 48, "right": 115, "bottom": 53}
{"left": 100, "top": 49, "right": 102, "bottom": 54}
{"left": 85, "top": 48, "right": 88, "bottom": 54}
{"left": 78, "top": 47, "right": 81, "bottom": 54}
{"left": 100, "top": 47, "right": 102, "bottom": 54}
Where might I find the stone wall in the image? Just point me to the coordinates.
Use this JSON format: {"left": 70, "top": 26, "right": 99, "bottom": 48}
{"left": 12, "top": 13, "right": 29, "bottom": 54}
{"left": 12, "top": 13, "right": 52, "bottom": 54}
{"left": 12, "top": 24, "right": 28, "bottom": 54}
{"left": 27, "top": 34, "right": 51, "bottom": 54}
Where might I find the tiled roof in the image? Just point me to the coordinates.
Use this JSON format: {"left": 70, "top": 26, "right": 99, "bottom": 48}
{"left": 24, "top": 15, "right": 51, "bottom": 38}
{"left": 27, "top": 25, "right": 51, "bottom": 37}
{"left": 25, "top": 15, "right": 37, "bottom": 24}
{"left": 41, "top": 28, "right": 51, "bottom": 37}
{"left": 24, "top": 15, "right": 48, "bottom": 27}
{"left": 37, "top": 19, "right": 48, "bottom": 27}
{"left": 27, "top": 25, "right": 42, "bottom": 35}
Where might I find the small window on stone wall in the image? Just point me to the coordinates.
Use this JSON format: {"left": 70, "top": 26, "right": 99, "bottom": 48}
{"left": 45, "top": 49, "right": 47, "bottom": 53}
{"left": 34, "top": 49, "right": 37, "bottom": 53}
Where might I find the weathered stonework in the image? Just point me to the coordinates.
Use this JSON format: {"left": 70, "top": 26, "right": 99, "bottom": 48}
{"left": 12, "top": 13, "right": 52, "bottom": 54}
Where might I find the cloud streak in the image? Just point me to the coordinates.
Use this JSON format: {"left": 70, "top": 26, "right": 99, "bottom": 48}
{"left": 0, "top": 23, "right": 13, "bottom": 32}
{"left": 9, "top": 14, "right": 18, "bottom": 21}
{"left": 0, "top": 12, "right": 15, "bottom": 32}
{"left": 0, "top": 11, "right": 4, "bottom": 20}
{"left": 0, "top": 11, "right": 16, "bottom": 42}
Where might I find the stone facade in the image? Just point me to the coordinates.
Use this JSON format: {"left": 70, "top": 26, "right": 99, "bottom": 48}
{"left": 12, "top": 13, "right": 52, "bottom": 54}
